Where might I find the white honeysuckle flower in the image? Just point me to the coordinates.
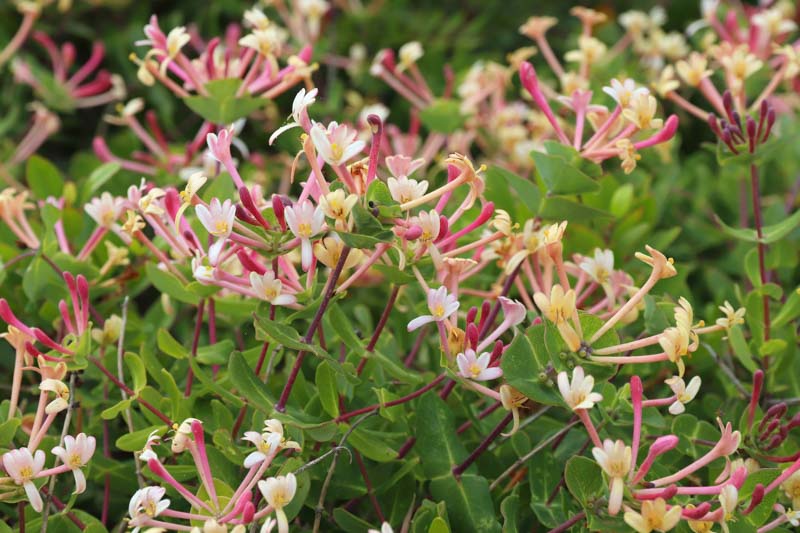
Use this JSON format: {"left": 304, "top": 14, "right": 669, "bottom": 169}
{"left": 407, "top": 286, "right": 459, "bottom": 331}
{"left": 319, "top": 189, "right": 358, "bottom": 221}
{"left": 557, "top": 366, "right": 603, "bottom": 411}
{"left": 244, "top": 8, "right": 270, "bottom": 30}
{"left": 165, "top": 26, "right": 190, "bottom": 59}
{"left": 387, "top": 175, "right": 428, "bottom": 204}
{"left": 195, "top": 198, "right": 236, "bottom": 239}
{"left": 269, "top": 87, "right": 318, "bottom": 145}
{"left": 602, "top": 78, "right": 649, "bottom": 108}
{"left": 284, "top": 200, "right": 325, "bottom": 271}
{"left": 238, "top": 27, "right": 288, "bottom": 57}
{"left": 242, "top": 431, "right": 280, "bottom": 468}
{"left": 170, "top": 418, "right": 198, "bottom": 453}
{"left": 578, "top": 248, "right": 614, "bottom": 286}
{"left": 715, "top": 301, "right": 745, "bottom": 330}
{"left": 249, "top": 272, "right": 296, "bottom": 306}
{"left": 368, "top": 523, "right": 394, "bottom": 533}
{"left": 592, "top": 439, "right": 631, "bottom": 515}
{"left": 85, "top": 192, "right": 123, "bottom": 228}
{"left": 128, "top": 486, "right": 170, "bottom": 532}
{"left": 51, "top": 433, "right": 96, "bottom": 494}
{"left": 192, "top": 258, "right": 216, "bottom": 284}
{"left": 397, "top": 41, "right": 423, "bottom": 72}
{"left": 2, "top": 448, "right": 46, "bottom": 512}
{"left": 40, "top": 378, "right": 70, "bottom": 414}
{"left": 309, "top": 121, "right": 365, "bottom": 166}
{"left": 456, "top": 349, "right": 502, "bottom": 381}
{"left": 258, "top": 474, "right": 297, "bottom": 533}
{"left": 624, "top": 498, "right": 681, "bottom": 533}
{"left": 665, "top": 375, "right": 701, "bottom": 415}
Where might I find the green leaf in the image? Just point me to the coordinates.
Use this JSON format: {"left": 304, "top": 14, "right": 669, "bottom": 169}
{"left": 81, "top": 162, "right": 121, "bottom": 202}
{"left": 347, "top": 426, "right": 397, "bottom": 462}
{"left": 484, "top": 166, "right": 540, "bottom": 217}
{"left": 157, "top": 328, "right": 188, "bottom": 359}
{"left": 145, "top": 263, "right": 199, "bottom": 304}
{"left": 773, "top": 287, "right": 800, "bottom": 328}
{"left": 532, "top": 151, "right": 599, "bottom": 195}
{"left": 228, "top": 351, "right": 274, "bottom": 413}
{"left": 366, "top": 179, "right": 396, "bottom": 208}
{"left": 500, "top": 492, "right": 519, "bottom": 533}
{"left": 116, "top": 425, "right": 165, "bottom": 452}
{"left": 26, "top": 155, "right": 64, "bottom": 199}
{"left": 715, "top": 210, "right": 800, "bottom": 244}
{"left": 101, "top": 398, "right": 134, "bottom": 420}
{"left": 610, "top": 184, "right": 634, "bottom": 217}
{"left": 22, "top": 256, "right": 62, "bottom": 301}
{"left": 429, "top": 517, "right": 450, "bottom": 533}
{"left": 416, "top": 392, "right": 468, "bottom": 478}
{"left": 419, "top": 99, "right": 465, "bottom": 134}
{"left": 501, "top": 329, "right": 562, "bottom": 406}
{"left": 727, "top": 325, "right": 757, "bottom": 373}
{"left": 196, "top": 339, "right": 235, "bottom": 365}
{"left": 337, "top": 231, "right": 390, "bottom": 249}
{"left": 352, "top": 203, "right": 386, "bottom": 236}
{"left": 124, "top": 352, "right": 147, "bottom": 393}
{"left": 429, "top": 474, "right": 501, "bottom": 533}
{"left": 564, "top": 456, "right": 604, "bottom": 506}
{"left": 184, "top": 78, "right": 264, "bottom": 123}
{"left": 316, "top": 361, "right": 339, "bottom": 417}
{"left": 334, "top": 507, "right": 375, "bottom": 532}
{"left": 538, "top": 197, "right": 611, "bottom": 221}
{"left": 371, "top": 264, "right": 416, "bottom": 284}
{"left": 0, "top": 418, "right": 21, "bottom": 445}
{"left": 759, "top": 339, "right": 787, "bottom": 357}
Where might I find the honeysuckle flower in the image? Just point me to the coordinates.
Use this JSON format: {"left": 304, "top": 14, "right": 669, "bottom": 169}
{"left": 564, "top": 36, "right": 607, "bottom": 66}
{"left": 139, "top": 187, "right": 166, "bottom": 216}
{"left": 579, "top": 248, "right": 614, "bottom": 285}
{"left": 258, "top": 473, "right": 297, "bottom": 533}
{"left": 676, "top": 53, "right": 712, "bottom": 87}
{"left": 319, "top": 189, "right": 358, "bottom": 222}
{"left": 368, "top": 523, "right": 394, "bottom": 533}
{"left": 456, "top": 349, "right": 502, "bottom": 381}
{"left": 192, "top": 258, "right": 216, "bottom": 284}
{"left": 196, "top": 198, "right": 235, "bottom": 240}
{"left": 85, "top": 192, "right": 123, "bottom": 228}
{"left": 242, "top": 431, "right": 279, "bottom": 468}
{"left": 192, "top": 519, "right": 246, "bottom": 533}
{"left": 260, "top": 517, "right": 277, "bottom": 533}
{"left": 617, "top": 139, "right": 641, "bottom": 174}
{"left": 128, "top": 486, "right": 170, "bottom": 531}
{"left": 781, "top": 470, "right": 800, "bottom": 509}
{"left": 243, "top": 7, "right": 270, "bottom": 30}
{"left": 659, "top": 326, "right": 691, "bottom": 377}
{"left": 171, "top": 418, "right": 198, "bottom": 454}
{"left": 250, "top": 272, "right": 296, "bottom": 306}
{"left": 686, "top": 506, "right": 714, "bottom": 533}
{"left": 263, "top": 419, "right": 302, "bottom": 452}
{"left": 752, "top": 6, "right": 797, "bottom": 37}
{"left": 624, "top": 498, "right": 681, "bottom": 533}
{"left": 715, "top": 302, "right": 745, "bottom": 330}
{"left": 519, "top": 16, "right": 558, "bottom": 39}
{"left": 314, "top": 235, "right": 362, "bottom": 269}
{"left": 122, "top": 210, "right": 146, "bottom": 236}
{"left": 40, "top": 378, "right": 70, "bottom": 414}
{"left": 665, "top": 375, "right": 701, "bottom": 415}
{"left": 557, "top": 366, "right": 603, "bottom": 411}
{"left": 269, "top": 87, "right": 318, "bottom": 145}
{"left": 2, "top": 448, "right": 46, "bottom": 512}
{"left": 298, "top": 0, "right": 329, "bottom": 38}
{"left": 603, "top": 79, "right": 649, "bottom": 108}
{"left": 533, "top": 285, "right": 581, "bottom": 351}
{"left": 284, "top": 200, "right": 325, "bottom": 271}
{"left": 635, "top": 245, "right": 677, "bottom": 279}
{"left": 407, "top": 286, "right": 459, "bottom": 331}
{"left": 716, "top": 484, "right": 740, "bottom": 533}
{"left": 623, "top": 92, "right": 663, "bottom": 130}
{"left": 412, "top": 209, "right": 441, "bottom": 245}
{"left": 592, "top": 439, "right": 632, "bottom": 515}
{"left": 397, "top": 41, "right": 423, "bottom": 72}
{"left": 309, "top": 121, "right": 365, "bottom": 166}
{"left": 500, "top": 385, "right": 527, "bottom": 437}
{"left": 239, "top": 27, "right": 288, "bottom": 57}
{"left": 387, "top": 175, "right": 428, "bottom": 204}
{"left": 51, "top": 433, "right": 96, "bottom": 494}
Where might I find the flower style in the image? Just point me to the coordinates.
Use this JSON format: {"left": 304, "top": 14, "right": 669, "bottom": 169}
{"left": 258, "top": 473, "right": 297, "bottom": 533}
{"left": 128, "top": 486, "right": 170, "bottom": 532}
{"left": 284, "top": 200, "right": 325, "bottom": 271}
{"left": 624, "top": 498, "right": 681, "bottom": 533}
{"left": 665, "top": 375, "right": 701, "bottom": 415}
{"left": 196, "top": 198, "right": 236, "bottom": 240}
{"left": 250, "top": 272, "right": 297, "bottom": 306}
{"left": 592, "top": 439, "right": 632, "bottom": 515}
{"left": 2, "top": 448, "right": 46, "bottom": 512}
{"left": 456, "top": 349, "right": 502, "bottom": 381}
{"left": 269, "top": 87, "right": 318, "bottom": 145}
{"left": 40, "top": 378, "right": 70, "bottom": 414}
{"left": 51, "top": 433, "right": 96, "bottom": 494}
{"left": 309, "top": 121, "right": 366, "bottom": 166}
{"left": 407, "top": 286, "right": 460, "bottom": 331}
{"left": 557, "top": 366, "right": 602, "bottom": 411}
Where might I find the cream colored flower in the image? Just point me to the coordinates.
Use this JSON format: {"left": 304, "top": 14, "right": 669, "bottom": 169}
{"left": 624, "top": 498, "right": 681, "bottom": 533}
{"left": 622, "top": 93, "right": 663, "bottom": 130}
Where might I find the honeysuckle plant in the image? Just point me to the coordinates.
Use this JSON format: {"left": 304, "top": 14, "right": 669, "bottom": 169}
{"left": 0, "top": 2, "right": 799, "bottom": 532}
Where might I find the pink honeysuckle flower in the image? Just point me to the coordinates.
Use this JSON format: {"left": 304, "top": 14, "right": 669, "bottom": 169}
{"left": 309, "top": 121, "right": 366, "bottom": 166}
{"left": 195, "top": 198, "right": 236, "bottom": 240}
{"left": 51, "top": 433, "right": 96, "bottom": 494}
{"left": 2, "top": 447, "right": 46, "bottom": 512}
{"left": 631, "top": 435, "right": 680, "bottom": 484}
{"left": 456, "top": 349, "right": 503, "bottom": 381}
{"left": 249, "top": 272, "right": 297, "bottom": 306}
{"left": 284, "top": 200, "right": 325, "bottom": 271}
{"left": 407, "top": 287, "right": 460, "bottom": 331}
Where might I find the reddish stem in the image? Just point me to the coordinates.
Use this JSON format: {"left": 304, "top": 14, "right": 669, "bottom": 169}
{"left": 336, "top": 374, "right": 446, "bottom": 423}
{"left": 452, "top": 411, "right": 513, "bottom": 477}
{"left": 357, "top": 286, "right": 399, "bottom": 375}
{"left": 750, "top": 163, "right": 771, "bottom": 369}
{"left": 89, "top": 356, "right": 173, "bottom": 425}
